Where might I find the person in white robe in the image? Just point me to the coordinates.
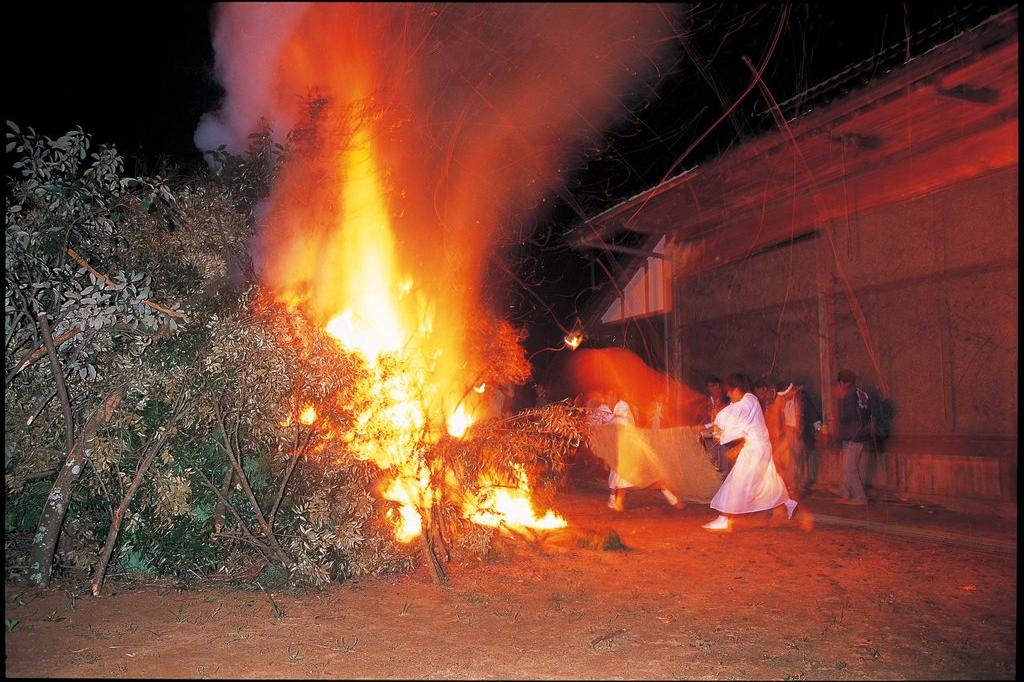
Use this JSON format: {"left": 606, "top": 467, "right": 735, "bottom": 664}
{"left": 606, "top": 390, "right": 682, "bottom": 512}
{"left": 702, "top": 374, "right": 797, "bottom": 530}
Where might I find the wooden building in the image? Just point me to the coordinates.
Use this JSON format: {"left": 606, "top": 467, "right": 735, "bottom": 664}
{"left": 575, "top": 9, "right": 1017, "bottom": 513}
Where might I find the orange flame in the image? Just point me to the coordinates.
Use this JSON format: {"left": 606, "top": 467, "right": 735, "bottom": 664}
{"left": 446, "top": 404, "right": 474, "bottom": 439}
{"left": 465, "top": 465, "right": 567, "bottom": 530}
{"left": 262, "top": 119, "right": 570, "bottom": 542}
{"left": 204, "top": 10, "right": 683, "bottom": 544}
{"left": 299, "top": 405, "right": 317, "bottom": 425}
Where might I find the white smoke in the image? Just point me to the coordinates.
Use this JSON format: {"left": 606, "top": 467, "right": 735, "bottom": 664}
{"left": 194, "top": 2, "right": 310, "bottom": 157}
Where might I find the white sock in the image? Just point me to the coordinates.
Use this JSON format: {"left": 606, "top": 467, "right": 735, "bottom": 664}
{"left": 661, "top": 489, "right": 679, "bottom": 505}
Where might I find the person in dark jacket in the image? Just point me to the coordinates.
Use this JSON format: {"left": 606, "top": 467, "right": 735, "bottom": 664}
{"left": 796, "top": 384, "right": 823, "bottom": 493}
{"left": 834, "top": 369, "right": 870, "bottom": 505}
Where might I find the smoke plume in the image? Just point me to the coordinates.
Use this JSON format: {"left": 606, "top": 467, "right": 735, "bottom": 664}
{"left": 196, "top": 3, "right": 680, "bottom": 380}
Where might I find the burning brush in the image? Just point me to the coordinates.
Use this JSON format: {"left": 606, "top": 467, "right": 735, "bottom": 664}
{"left": 267, "top": 291, "right": 586, "bottom": 582}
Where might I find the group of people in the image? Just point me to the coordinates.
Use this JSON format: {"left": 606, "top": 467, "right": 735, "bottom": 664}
{"left": 698, "top": 373, "right": 800, "bottom": 529}
{"left": 704, "top": 374, "right": 821, "bottom": 496}
{"left": 586, "top": 367, "right": 875, "bottom": 530}
{"left": 584, "top": 389, "right": 665, "bottom": 430}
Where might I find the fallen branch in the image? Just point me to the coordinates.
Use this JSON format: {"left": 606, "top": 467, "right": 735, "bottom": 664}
{"left": 24, "top": 388, "right": 59, "bottom": 428}
{"left": 6, "top": 328, "right": 78, "bottom": 388}
{"left": 7, "top": 318, "right": 174, "bottom": 389}
{"left": 16, "top": 468, "right": 59, "bottom": 483}
{"left": 590, "top": 628, "right": 628, "bottom": 648}
{"left": 65, "top": 248, "right": 184, "bottom": 319}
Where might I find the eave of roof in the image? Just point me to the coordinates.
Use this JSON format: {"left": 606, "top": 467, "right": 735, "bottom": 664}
{"left": 571, "top": 6, "right": 1018, "bottom": 250}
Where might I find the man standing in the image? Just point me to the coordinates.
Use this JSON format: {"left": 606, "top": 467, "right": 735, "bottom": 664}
{"left": 753, "top": 378, "right": 776, "bottom": 411}
{"left": 706, "top": 375, "right": 730, "bottom": 420}
{"left": 606, "top": 389, "right": 633, "bottom": 510}
{"left": 703, "top": 376, "right": 732, "bottom": 476}
{"left": 605, "top": 390, "right": 681, "bottom": 511}
{"left": 701, "top": 373, "right": 798, "bottom": 530}
{"left": 771, "top": 381, "right": 808, "bottom": 494}
{"left": 834, "top": 369, "right": 870, "bottom": 505}
{"left": 797, "top": 384, "right": 823, "bottom": 494}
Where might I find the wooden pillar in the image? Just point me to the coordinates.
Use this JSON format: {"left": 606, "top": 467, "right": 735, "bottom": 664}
{"left": 661, "top": 254, "right": 671, "bottom": 387}
{"left": 816, "top": 231, "right": 836, "bottom": 427}
{"left": 936, "top": 286, "right": 957, "bottom": 433}
{"left": 667, "top": 249, "right": 685, "bottom": 384}
{"left": 937, "top": 219, "right": 957, "bottom": 434}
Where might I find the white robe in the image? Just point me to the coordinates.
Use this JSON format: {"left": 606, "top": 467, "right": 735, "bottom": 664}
{"left": 710, "top": 392, "right": 790, "bottom": 514}
{"left": 608, "top": 400, "right": 636, "bottom": 489}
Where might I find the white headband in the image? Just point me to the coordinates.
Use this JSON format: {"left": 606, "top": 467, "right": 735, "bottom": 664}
{"left": 777, "top": 383, "right": 794, "bottom": 396}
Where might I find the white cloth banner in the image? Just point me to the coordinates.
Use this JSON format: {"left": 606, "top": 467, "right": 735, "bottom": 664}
{"left": 588, "top": 424, "right": 723, "bottom": 503}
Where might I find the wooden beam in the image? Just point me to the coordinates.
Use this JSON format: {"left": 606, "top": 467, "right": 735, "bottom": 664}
{"left": 671, "top": 259, "right": 688, "bottom": 389}
{"left": 669, "top": 116, "right": 1017, "bottom": 276}
{"left": 569, "top": 22, "right": 1015, "bottom": 242}
{"left": 936, "top": 84, "right": 1000, "bottom": 104}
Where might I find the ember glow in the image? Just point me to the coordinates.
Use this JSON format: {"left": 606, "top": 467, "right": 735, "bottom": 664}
{"left": 201, "top": 4, "right": 678, "bottom": 544}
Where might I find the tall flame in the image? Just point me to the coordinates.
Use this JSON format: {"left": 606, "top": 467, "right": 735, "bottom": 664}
{"left": 209, "top": 5, "right": 678, "bottom": 544}
{"left": 323, "top": 127, "right": 405, "bottom": 365}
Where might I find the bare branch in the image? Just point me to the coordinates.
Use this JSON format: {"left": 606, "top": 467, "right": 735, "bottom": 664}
{"left": 36, "top": 311, "right": 75, "bottom": 455}
{"left": 196, "top": 466, "right": 277, "bottom": 565}
{"left": 268, "top": 428, "right": 314, "bottom": 532}
{"left": 91, "top": 397, "right": 189, "bottom": 596}
{"left": 214, "top": 400, "right": 293, "bottom": 568}
{"left": 7, "top": 327, "right": 81, "bottom": 387}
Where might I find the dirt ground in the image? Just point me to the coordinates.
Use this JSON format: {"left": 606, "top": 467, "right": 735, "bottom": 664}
{"left": 4, "top": 488, "right": 1016, "bottom": 680}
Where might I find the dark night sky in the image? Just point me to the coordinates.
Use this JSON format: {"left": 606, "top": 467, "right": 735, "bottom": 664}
{"left": 6, "top": 4, "right": 220, "bottom": 168}
{"left": 5, "top": 2, "right": 1012, "bottom": 375}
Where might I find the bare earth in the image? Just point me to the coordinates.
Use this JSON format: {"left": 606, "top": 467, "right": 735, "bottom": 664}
{"left": 4, "top": 489, "right": 1016, "bottom": 680}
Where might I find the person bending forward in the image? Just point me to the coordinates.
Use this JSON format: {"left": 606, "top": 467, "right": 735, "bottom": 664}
{"left": 703, "top": 374, "right": 797, "bottom": 530}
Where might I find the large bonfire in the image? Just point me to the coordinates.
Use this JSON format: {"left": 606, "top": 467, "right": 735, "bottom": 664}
{"left": 266, "top": 118, "right": 573, "bottom": 561}
{"left": 193, "top": 3, "right": 677, "bottom": 580}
